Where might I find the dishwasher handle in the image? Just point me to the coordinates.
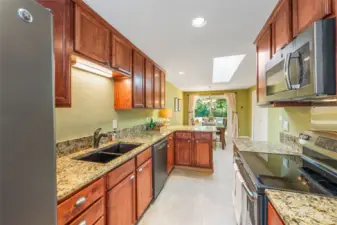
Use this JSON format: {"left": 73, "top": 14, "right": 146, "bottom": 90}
{"left": 153, "top": 138, "right": 168, "bottom": 150}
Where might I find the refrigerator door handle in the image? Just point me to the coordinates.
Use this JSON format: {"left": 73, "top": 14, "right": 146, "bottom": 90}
{"left": 74, "top": 196, "right": 86, "bottom": 207}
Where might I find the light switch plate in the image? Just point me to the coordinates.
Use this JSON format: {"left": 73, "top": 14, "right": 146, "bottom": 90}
{"left": 283, "top": 121, "right": 289, "bottom": 131}
{"left": 279, "top": 116, "right": 283, "bottom": 121}
{"left": 112, "top": 120, "right": 118, "bottom": 129}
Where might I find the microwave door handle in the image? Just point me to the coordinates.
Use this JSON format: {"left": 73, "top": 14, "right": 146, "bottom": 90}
{"left": 284, "top": 53, "right": 292, "bottom": 90}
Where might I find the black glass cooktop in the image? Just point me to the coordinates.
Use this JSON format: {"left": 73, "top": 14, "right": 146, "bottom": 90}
{"left": 239, "top": 152, "right": 337, "bottom": 196}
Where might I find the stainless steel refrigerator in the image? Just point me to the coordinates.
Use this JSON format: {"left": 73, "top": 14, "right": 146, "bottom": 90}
{"left": 0, "top": 0, "right": 57, "bottom": 224}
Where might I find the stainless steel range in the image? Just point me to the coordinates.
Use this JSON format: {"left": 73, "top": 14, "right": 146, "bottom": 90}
{"left": 233, "top": 131, "right": 337, "bottom": 225}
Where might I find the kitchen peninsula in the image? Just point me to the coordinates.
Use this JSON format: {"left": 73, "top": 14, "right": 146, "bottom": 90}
{"left": 56, "top": 125, "right": 216, "bottom": 225}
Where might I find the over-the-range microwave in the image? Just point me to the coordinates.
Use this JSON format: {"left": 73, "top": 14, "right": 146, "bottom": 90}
{"left": 264, "top": 17, "right": 336, "bottom": 103}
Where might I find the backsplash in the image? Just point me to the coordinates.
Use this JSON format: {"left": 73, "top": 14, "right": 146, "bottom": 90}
{"left": 280, "top": 132, "right": 301, "bottom": 151}
{"left": 56, "top": 124, "right": 147, "bottom": 158}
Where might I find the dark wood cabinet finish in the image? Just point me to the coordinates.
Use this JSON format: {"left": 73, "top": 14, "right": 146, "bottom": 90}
{"left": 167, "top": 134, "right": 174, "bottom": 174}
{"left": 271, "top": 0, "right": 292, "bottom": 54}
{"left": 293, "top": 0, "right": 332, "bottom": 36}
{"left": 268, "top": 202, "right": 285, "bottom": 225}
{"left": 112, "top": 34, "right": 132, "bottom": 75}
{"left": 160, "top": 71, "right": 166, "bottom": 108}
{"left": 74, "top": 4, "right": 110, "bottom": 64}
{"left": 36, "top": 0, "right": 72, "bottom": 107}
{"left": 114, "top": 77, "right": 132, "bottom": 110}
{"left": 107, "top": 172, "right": 136, "bottom": 225}
{"left": 175, "top": 138, "right": 192, "bottom": 166}
{"left": 153, "top": 66, "right": 161, "bottom": 109}
{"left": 57, "top": 178, "right": 104, "bottom": 225}
{"left": 145, "top": 60, "right": 154, "bottom": 108}
{"left": 256, "top": 27, "right": 272, "bottom": 104}
{"left": 193, "top": 139, "right": 212, "bottom": 168}
{"left": 136, "top": 159, "right": 153, "bottom": 219}
{"left": 132, "top": 50, "right": 145, "bottom": 108}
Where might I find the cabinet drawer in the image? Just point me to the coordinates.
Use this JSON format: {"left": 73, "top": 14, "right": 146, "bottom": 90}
{"left": 194, "top": 132, "right": 212, "bottom": 140}
{"left": 58, "top": 178, "right": 104, "bottom": 225}
{"left": 69, "top": 198, "right": 104, "bottom": 225}
{"left": 94, "top": 216, "right": 105, "bottom": 225}
{"left": 175, "top": 132, "right": 192, "bottom": 140}
{"left": 136, "top": 147, "right": 152, "bottom": 167}
{"left": 107, "top": 158, "right": 135, "bottom": 190}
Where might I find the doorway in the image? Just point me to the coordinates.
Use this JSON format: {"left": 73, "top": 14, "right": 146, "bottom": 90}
{"left": 251, "top": 90, "right": 268, "bottom": 141}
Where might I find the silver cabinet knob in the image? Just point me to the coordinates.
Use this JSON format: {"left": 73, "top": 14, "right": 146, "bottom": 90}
{"left": 130, "top": 175, "right": 135, "bottom": 180}
{"left": 138, "top": 168, "right": 143, "bottom": 172}
{"left": 74, "top": 196, "right": 86, "bottom": 207}
{"left": 79, "top": 220, "right": 87, "bottom": 225}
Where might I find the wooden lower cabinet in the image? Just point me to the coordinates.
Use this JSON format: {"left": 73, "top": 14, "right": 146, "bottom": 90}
{"left": 193, "top": 139, "right": 212, "bottom": 168}
{"left": 175, "top": 138, "right": 192, "bottom": 166}
{"left": 69, "top": 198, "right": 104, "bottom": 225}
{"left": 94, "top": 216, "right": 105, "bottom": 225}
{"left": 167, "top": 136, "right": 174, "bottom": 173}
{"left": 107, "top": 172, "right": 136, "bottom": 225}
{"left": 268, "top": 202, "right": 285, "bottom": 225}
{"left": 136, "top": 159, "right": 153, "bottom": 219}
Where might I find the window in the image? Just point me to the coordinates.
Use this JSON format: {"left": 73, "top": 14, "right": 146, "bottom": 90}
{"left": 194, "top": 96, "right": 227, "bottom": 118}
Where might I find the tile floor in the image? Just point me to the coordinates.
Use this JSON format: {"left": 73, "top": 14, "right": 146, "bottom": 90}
{"left": 139, "top": 140, "right": 236, "bottom": 225}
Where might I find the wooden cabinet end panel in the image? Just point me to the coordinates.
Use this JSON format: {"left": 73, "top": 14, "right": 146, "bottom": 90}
{"left": 57, "top": 178, "right": 104, "bottom": 225}
{"left": 160, "top": 71, "right": 166, "bottom": 108}
{"left": 268, "top": 202, "right": 285, "bottom": 225}
{"left": 153, "top": 66, "right": 161, "bottom": 109}
{"left": 145, "top": 59, "right": 154, "bottom": 108}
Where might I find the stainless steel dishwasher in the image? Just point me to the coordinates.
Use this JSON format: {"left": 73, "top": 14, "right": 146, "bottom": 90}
{"left": 152, "top": 138, "right": 168, "bottom": 199}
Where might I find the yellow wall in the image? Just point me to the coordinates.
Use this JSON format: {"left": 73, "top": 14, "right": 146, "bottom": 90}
{"left": 182, "top": 89, "right": 251, "bottom": 136}
{"left": 246, "top": 85, "right": 311, "bottom": 143}
{"left": 55, "top": 68, "right": 183, "bottom": 142}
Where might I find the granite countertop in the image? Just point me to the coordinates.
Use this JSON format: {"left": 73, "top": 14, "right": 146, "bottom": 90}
{"left": 233, "top": 139, "right": 301, "bottom": 155}
{"left": 57, "top": 125, "right": 216, "bottom": 201}
{"left": 266, "top": 189, "right": 337, "bottom": 225}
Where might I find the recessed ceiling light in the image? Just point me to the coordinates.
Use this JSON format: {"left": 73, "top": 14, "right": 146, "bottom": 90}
{"left": 178, "top": 71, "right": 185, "bottom": 75}
{"left": 212, "top": 54, "right": 246, "bottom": 83}
{"left": 192, "top": 17, "right": 207, "bottom": 28}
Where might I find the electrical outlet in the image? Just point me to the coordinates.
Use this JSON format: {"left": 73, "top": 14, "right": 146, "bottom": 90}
{"left": 283, "top": 121, "right": 289, "bottom": 132}
{"left": 112, "top": 120, "right": 118, "bottom": 129}
{"left": 279, "top": 116, "right": 283, "bottom": 121}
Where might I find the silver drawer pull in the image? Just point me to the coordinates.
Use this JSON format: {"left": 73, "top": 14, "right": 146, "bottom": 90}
{"left": 78, "top": 220, "right": 87, "bottom": 225}
{"left": 130, "top": 175, "right": 135, "bottom": 180}
{"left": 74, "top": 196, "right": 86, "bottom": 207}
{"left": 138, "top": 168, "right": 143, "bottom": 172}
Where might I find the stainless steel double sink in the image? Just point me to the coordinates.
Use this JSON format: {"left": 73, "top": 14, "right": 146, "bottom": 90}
{"left": 74, "top": 143, "right": 142, "bottom": 163}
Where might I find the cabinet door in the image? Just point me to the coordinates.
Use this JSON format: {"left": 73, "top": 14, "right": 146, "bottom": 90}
{"left": 136, "top": 159, "right": 153, "bottom": 219}
{"left": 160, "top": 71, "right": 166, "bottom": 108}
{"left": 175, "top": 139, "right": 192, "bottom": 166}
{"left": 145, "top": 60, "right": 154, "bottom": 108}
{"left": 193, "top": 140, "right": 212, "bottom": 168}
{"left": 293, "top": 0, "right": 332, "bottom": 36}
{"left": 272, "top": 0, "right": 292, "bottom": 54}
{"left": 107, "top": 173, "right": 136, "bottom": 225}
{"left": 268, "top": 202, "right": 285, "bottom": 225}
{"left": 167, "top": 139, "right": 174, "bottom": 173}
{"left": 112, "top": 34, "right": 132, "bottom": 75}
{"left": 132, "top": 50, "right": 145, "bottom": 108}
{"left": 36, "top": 0, "right": 71, "bottom": 107}
{"left": 74, "top": 4, "right": 110, "bottom": 64}
{"left": 153, "top": 66, "right": 161, "bottom": 109}
{"left": 114, "top": 78, "right": 132, "bottom": 109}
{"left": 256, "top": 27, "right": 272, "bottom": 104}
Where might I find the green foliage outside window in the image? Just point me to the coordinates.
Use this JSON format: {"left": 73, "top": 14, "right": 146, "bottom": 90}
{"left": 194, "top": 98, "right": 227, "bottom": 118}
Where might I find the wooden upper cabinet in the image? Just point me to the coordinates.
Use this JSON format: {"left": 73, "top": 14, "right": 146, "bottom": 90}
{"left": 256, "top": 27, "right": 272, "bottom": 104}
{"left": 74, "top": 4, "right": 110, "bottom": 64}
{"left": 112, "top": 34, "right": 132, "bottom": 75}
{"left": 193, "top": 139, "right": 212, "bottom": 168}
{"left": 268, "top": 202, "right": 285, "bottom": 225}
{"left": 160, "top": 71, "right": 166, "bottom": 109}
{"left": 107, "top": 172, "right": 136, "bottom": 225}
{"left": 145, "top": 60, "right": 154, "bottom": 108}
{"left": 36, "top": 0, "right": 71, "bottom": 107}
{"left": 114, "top": 78, "right": 132, "bottom": 110}
{"left": 132, "top": 50, "right": 145, "bottom": 108}
{"left": 175, "top": 139, "right": 192, "bottom": 166}
{"left": 153, "top": 66, "right": 161, "bottom": 109}
{"left": 136, "top": 159, "right": 153, "bottom": 219}
{"left": 292, "top": 0, "right": 332, "bottom": 37}
{"left": 271, "top": 0, "right": 292, "bottom": 54}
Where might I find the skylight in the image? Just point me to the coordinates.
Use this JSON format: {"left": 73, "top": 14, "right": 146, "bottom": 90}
{"left": 212, "top": 54, "right": 246, "bottom": 83}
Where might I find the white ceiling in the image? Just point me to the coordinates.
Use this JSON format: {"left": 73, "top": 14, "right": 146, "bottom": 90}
{"left": 85, "top": 0, "right": 278, "bottom": 91}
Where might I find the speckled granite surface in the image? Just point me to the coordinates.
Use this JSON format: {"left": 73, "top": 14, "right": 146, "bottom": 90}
{"left": 266, "top": 189, "right": 337, "bottom": 225}
{"left": 233, "top": 139, "right": 301, "bottom": 155}
{"left": 57, "top": 126, "right": 216, "bottom": 201}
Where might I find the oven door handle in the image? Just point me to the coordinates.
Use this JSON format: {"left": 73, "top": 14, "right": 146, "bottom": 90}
{"left": 284, "top": 52, "right": 292, "bottom": 90}
{"left": 243, "top": 182, "right": 257, "bottom": 201}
